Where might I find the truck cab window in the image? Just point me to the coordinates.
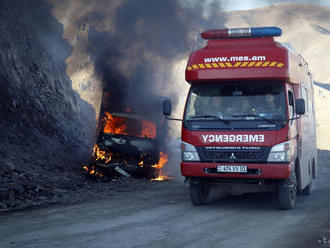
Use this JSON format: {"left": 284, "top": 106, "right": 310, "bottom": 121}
{"left": 184, "top": 82, "right": 286, "bottom": 122}
{"left": 288, "top": 91, "right": 294, "bottom": 119}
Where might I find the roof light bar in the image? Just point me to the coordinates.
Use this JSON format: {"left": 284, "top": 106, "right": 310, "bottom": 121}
{"left": 201, "top": 27, "right": 282, "bottom": 39}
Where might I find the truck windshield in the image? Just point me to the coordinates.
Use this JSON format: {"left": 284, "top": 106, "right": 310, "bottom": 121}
{"left": 102, "top": 112, "right": 157, "bottom": 139}
{"left": 184, "top": 82, "right": 286, "bottom": 122}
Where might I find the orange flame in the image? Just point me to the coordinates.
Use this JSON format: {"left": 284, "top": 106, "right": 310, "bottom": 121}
{"left": 152, "top": 152, "right": 168, "bottom": 169}
{"left": 93, "top": 144, "right": 112, "bottom": 163}
{"left": 151, "top": 152, "right": 172, "bottom": 181}
{"left": 84, "top": 147, "right": 171, "bottom": 180}
{"left": 141, "top": 120, "right": 156, "bottom": 139}
{"left": 83, "top": 164, "right": 103, "bottom": 177}
{"left": 103, "top": 112, "right": 128, "bottom": 135}
{"left": 102, "top": 111, "right": 156, "bottom": 139}
{"left": 151, "top": 174, "right": 171, "bottom": 181}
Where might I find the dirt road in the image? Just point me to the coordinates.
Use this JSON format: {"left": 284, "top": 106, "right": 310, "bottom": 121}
{"left": 1, "top": 152, "right": 330, "bottom": 248}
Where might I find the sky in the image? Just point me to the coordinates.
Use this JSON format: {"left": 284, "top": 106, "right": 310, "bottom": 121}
{"left": 219, "top": 0, "right": 330, "bottom": 11}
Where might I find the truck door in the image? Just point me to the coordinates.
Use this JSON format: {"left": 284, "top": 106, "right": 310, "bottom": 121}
{"left": 287, "top": 86, "right": 303, "bottom": 188}
{"left": 287, "top": 87, "right": 297, "bottom": 138}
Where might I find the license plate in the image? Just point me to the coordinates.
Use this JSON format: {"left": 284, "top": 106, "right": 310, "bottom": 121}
{"left": 217, "top": 165, "right": 247, "bottom": 173}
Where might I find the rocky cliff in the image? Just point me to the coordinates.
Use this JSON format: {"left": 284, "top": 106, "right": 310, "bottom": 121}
{"left": 0, "top": 0, "right": 95, "bottom": 209}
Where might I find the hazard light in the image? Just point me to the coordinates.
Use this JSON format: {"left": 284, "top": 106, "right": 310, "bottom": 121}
{"left": 201, "top": 27, "right": 282, "bottom": 39}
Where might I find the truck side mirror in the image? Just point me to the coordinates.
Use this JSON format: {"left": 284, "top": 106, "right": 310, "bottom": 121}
{"left": 162, "top": 99, "right": 172, "bottom": 116}
{"left": 295, "top": 98, "right": 305, "bottom": 115}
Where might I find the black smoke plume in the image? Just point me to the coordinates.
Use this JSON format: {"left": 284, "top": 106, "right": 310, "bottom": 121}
{"left": 87, "top": 0, "right": 225, "bottom": 118}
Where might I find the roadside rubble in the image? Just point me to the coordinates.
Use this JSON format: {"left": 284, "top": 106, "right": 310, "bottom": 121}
{"left": 0, "top": 162, "right": 156, "bottom": 211}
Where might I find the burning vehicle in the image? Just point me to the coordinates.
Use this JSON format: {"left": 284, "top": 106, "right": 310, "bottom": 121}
{"left": 84, "top": 91, "right": 169, "bottom": 180}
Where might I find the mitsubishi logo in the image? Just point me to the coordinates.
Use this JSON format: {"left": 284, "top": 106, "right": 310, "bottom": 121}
{"left": 229, "top": 152, "right": 236, "bottom": 162}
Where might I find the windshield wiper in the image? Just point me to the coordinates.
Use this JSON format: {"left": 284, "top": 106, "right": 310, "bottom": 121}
{"left": 188, "top": 115, "right": 230, "bottom": 124}
{"left": 231, "top": 114, "right": 275, "bottom": 123}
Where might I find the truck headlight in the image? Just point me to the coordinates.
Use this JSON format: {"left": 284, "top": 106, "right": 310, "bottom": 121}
{"left": 181, "top": 141, "right": 200, "bottom": 162}
{"left": 267, "top": 141, "right": 291, "bottom": 163}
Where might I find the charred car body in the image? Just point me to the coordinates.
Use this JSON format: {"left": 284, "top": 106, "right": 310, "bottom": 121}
{"left": 91, "top": 91, "right": 167, "bottom": 178}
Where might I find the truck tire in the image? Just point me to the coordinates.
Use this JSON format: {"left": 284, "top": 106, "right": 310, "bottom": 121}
{"left": 302, "top": 179, "right": 313, "bottom": 195}
{"left": 278, "top": 171, "right": 297, "bottom": 210}
{"left": 189, "top": 183, "right": 209, "bottom": 206}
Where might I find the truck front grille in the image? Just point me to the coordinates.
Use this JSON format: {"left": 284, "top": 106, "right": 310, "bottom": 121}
{"left": 197, "top": 146, "right": 271, "bottom": 163}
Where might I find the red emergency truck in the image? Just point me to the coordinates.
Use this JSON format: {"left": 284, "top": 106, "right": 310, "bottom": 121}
{"left": 163, "top": 27, "right": 317, "bottom": 210}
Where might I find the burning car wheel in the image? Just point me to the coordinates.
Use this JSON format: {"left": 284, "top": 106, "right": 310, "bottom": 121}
{"left": 131, "top": 167, "right": 160, "bottom": 179}
{"left": 189, "top": 182, "right": 209, "bottom": 206}
{"left": 278, "top": 171, "right": 297, "bottom": 210}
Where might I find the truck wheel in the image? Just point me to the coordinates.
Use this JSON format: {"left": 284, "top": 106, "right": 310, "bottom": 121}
{"left": 302, "top": 179, "right": 313, "bottom": 195}
{"left": 189, "top": 183, "right": 209, "bottom": 206}
{"left": 278, "top": 171, "right": 297, "bottom": 210}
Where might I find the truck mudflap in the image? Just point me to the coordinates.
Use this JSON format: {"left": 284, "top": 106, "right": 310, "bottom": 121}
{"left": 181, "top": 162, "right": 293, "bottom": 179}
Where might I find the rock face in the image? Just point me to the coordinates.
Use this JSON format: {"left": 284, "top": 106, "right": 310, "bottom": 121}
{"left": 0, "top": 0, "right": 96, "bottom": 209}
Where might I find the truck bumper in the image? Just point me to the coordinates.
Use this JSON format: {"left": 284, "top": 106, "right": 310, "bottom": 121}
{"left": 181, "top": 162, "right": 292, "bottom": 179}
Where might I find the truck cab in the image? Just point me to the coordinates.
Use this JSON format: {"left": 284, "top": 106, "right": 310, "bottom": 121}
{"left": 164, "top": 27, "right": 317, "bottom": 210}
